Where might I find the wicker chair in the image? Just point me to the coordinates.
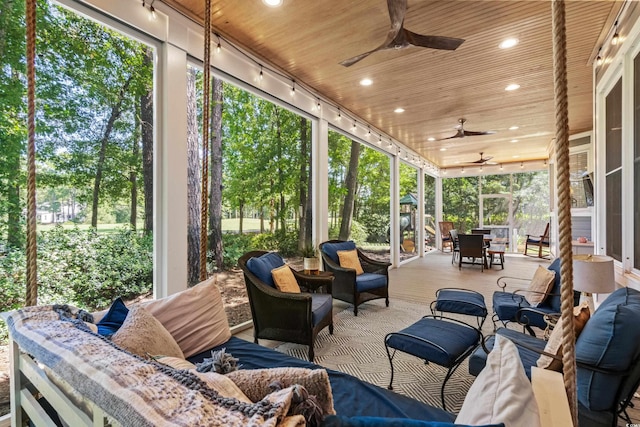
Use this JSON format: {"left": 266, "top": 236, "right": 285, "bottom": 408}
{"left": 239, "top": 251, "right": 334, "bottom": 362}
{"left": 319, "top": 240, "right": 391, "bottom": 316}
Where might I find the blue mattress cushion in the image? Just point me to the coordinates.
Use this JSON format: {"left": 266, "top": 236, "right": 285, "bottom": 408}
{"left": 312, "top": 294, "right": 333, "bottom": 326}
{"left": 96, "top": 297, "right": 129, "bottom": 336}
{"left": 386, "top": 318, "right": 479, "bottom": 367}
{"left": 246, "top": 252, "right": 285, "bottom": 287}
{"left": 355, "top": 273, "right": 387, "bottom": 292}
{"left": 576, "top": 287, "right": 640, "bottom": 411}
{"left": 469, "top": 328, "right": 545, "bottom": 378}
{"left": 321, "top": 415, "right": 504, "bottom": 427}
{"left": 322, "top": 241, "right": 357, "bottom": 264}
{"left": 435, "top": 290, "right": 487, "bottom": 317}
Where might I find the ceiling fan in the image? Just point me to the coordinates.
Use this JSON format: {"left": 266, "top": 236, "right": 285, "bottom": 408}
{"left": 339, "top": 0, "right": 465, "bottom": 67}
{"left": 466, "top": 152, "right": 497, "bottom": 165}
{"left": 438, "top": 118, "right": 496, "bottom": 140}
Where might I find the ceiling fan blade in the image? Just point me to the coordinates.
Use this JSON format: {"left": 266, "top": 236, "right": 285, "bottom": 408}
{"left": 340, "top": 0, "right": 406, "bottom": 67}
{"left": 405, "top": 30, "right": 465, "bottom": 51}
{"left": 463, "top": 130, "right": 496, "bottom": 137}
{"left": 437, "top": 130, "right": 464, "bottom": 141}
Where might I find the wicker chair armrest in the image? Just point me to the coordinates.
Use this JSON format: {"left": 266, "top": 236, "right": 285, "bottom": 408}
{"left": 356, "top": 249, "right": 391, "bottom": 270}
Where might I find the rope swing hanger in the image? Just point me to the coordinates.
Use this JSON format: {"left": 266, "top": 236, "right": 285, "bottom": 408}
{"left": 200, "top": 0, "right": 212, "bottom": 281}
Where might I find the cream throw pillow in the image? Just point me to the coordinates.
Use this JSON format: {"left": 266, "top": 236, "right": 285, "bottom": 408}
{"left": 112, "top": 305, "right": 184, "bottom": 359}
{"left": 527, "top": 266, "right": 556, "bottom": 307}
{"left": 456, "top": 335, "right": 541, "bottom": 427}
{"left": 143, "top": 277, "right": 231, "bottom": 358}
{"left": 537, "top": 302, "right": 590, "bottom": 371}
{"left": 155, "top": 356, "right": 197, "bottom": 371}
{"left": 271, "top": 265, "right": 301, "bottom": 293}
{"left": 337, "top": 249, "right": 364, "bottom": 275}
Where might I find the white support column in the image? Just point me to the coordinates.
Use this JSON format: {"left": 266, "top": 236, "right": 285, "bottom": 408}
{"left": 435, "top": 176, "right": 444, "bottom": 250}
{"left": 155, "top": 44, "right": 189, "bottom": 298}
{"left": 417, "top": 168, "right": 425, "bottom": 257}
{"left": 390, "top": 155, "right": 400, "bottom": 267}
{"left": 9, "top": 339, "right": 21, "bottom": 427}
{"left": 313, "top": 117, "right": 329, "bottom": 248}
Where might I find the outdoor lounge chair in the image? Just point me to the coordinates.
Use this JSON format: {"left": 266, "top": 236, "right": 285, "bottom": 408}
{"left": 492, "top": 258, "right": 580, "bottom": 336}
{"left": 471, "top": 286, "right": 640, "bottom": 427}
{"left": 319, "top": 240, "right": 390, "bottom": 316}
{"left": 457, "top": 233, "right": 486, "bottom": 272}
{"left": 239, "top": 250, "right": 334, "bottom": 362}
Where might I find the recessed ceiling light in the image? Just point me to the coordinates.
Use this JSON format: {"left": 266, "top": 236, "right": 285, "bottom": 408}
{"left": 499, "top": 38, "right": 519, "bottom": 49}
{"left": 509, "top": 125, "right": 519, "bottom": 130}
{"left": 262, "top": 0, "right": 283, "bottom": 6}
{"left": 510, "top": 139, "right": 518, "bottom": 143}
{"left": 394, "top": 107, "right": 405, "bottom": 113}
{"left": 440, "top": 148, "right": 447, "bottom": 152}
{"left": 512, "top": 155, "right": 520, "bottom": 158}
{"left": 505, "top": 84, "right": 520, "bottom": 91}
{"left": 360, "top": 78, "right": 373, "bottom": 86}
{"left": 427, "top": 137, "right": 435, "bottom": 142}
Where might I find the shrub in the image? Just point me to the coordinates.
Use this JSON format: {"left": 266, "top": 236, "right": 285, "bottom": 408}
{"left": 0, "top": 226, "right": 153, "bottom": 344}
{"left": 220, "top": 233, "right": 253, "bottom": 269}
{"left": 359, "top": 213, "right": 389, "bottom": 243}
{"left": 327, "top": 220, "right": 368, "bottom": 246}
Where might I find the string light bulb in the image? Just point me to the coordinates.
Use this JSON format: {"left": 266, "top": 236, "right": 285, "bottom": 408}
{"left": 378, "top": 135, "right": 382, "bottom": 144}
{"left": 149, "top": 5, "right": 157, "bottom": 20}
{"left": 290, "top": 81, "right": 295, "bottom": 96}
{"left": 520, "top": 162, "right": 524, "bottom": 169}
{"left": 500, "top": 164, "right": 503, "bottom": 170}
{"left": 259, "top": 66, "right": 263, "bottom": 80}
{"left": 216, "top": 41, "right": 221, "bottom": 54}
{"left": 596, "top": 47, "right": 603, "bottom": 66}
{"left": 368, "top": 127, "right": 371, "bottom": 136}
{"left": 337, "top": 109, "right": 342, "bottom": 120}
{"left": 611, "top": 21, "right": 619, "bottom": 45}
{"left": 316, "top": 99, "right": 321, "bottom": 110}
{"left": 353, "top": 122, "right": 357, "bottom": 131}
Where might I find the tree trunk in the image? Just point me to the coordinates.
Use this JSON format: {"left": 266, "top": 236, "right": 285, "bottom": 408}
{"left": 260, "top": 207, "right": 265, "bottom": 233}
{"left": 208, "top": 77, "right": 224, "bottom": 271}
{"left": 141, "top": 48, "right": 154, "bottom": 235}
{"left": 91, "top": 76, "right": 132, "bottom": 228}
{"left": 0, "top": 0, "right": 14, "bottom": 61}
{"left": 239, "top": 200, "right": 244, "bottom": 234}
{"left": 186, "top": 67, "right": 201, "bottom": 286}
{"left": 339, "top": 140, "right": 360, "bottom": 240}
{"left": 297, "top": 117, "right": 309, "bottom": 250}
{"left": 130, "top": 104, "right": 140, "bottom": 230}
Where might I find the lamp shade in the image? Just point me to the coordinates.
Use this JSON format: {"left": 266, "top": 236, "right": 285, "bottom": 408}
{"left": 573, "top": 254, "right": 615, "bottom": 294}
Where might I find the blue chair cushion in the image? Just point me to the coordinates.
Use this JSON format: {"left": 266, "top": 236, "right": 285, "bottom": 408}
{"left": 322, "top": 241, "right": 357, "bottom": 264}
{"left": 386, "top": 318, "right": 479, "bottom": 368}
{"left": 541, "top": 258, "right": 562, "bottom": 310}
{"left": 321, "top": 415, "right": 504, "bottom": 427}
{"left": 246, "top": 252, "right": 285, "bottom": 287}
{"left": 435, "top": 290, "right": 487, "bottom": 318}
{"left": 492, "top": 291, "right": 530, "bottom": 319}
{"left": 469, "top": 328, "right": 545, "bottom": 378}
{"left": 355, "top": 273, "right": 387, "bottom": 292}
{"left": 96, "top": 297, "right": 129, "bottom": 336}
{"left": 576, "top": 287, "right": 640, "bottom": 411}
{"left": 311, "top": 294, "right": 333, "bottom": 326}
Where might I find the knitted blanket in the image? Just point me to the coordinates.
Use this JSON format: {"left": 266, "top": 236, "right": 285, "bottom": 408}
{"left": 6, "top": 306, "right": 330, "bottom": 426}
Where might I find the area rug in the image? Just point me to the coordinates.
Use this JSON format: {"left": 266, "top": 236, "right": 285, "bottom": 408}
{"left": 274, "top": 299, "right": 476, "bottom": 413}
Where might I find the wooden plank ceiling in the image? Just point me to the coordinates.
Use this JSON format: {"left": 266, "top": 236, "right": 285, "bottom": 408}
{"left": 162, "top": 0, "right": 621, "bottom": 168}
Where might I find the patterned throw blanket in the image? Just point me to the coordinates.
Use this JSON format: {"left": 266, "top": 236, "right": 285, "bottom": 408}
{"left": 6, "top": 306, "right": 333, "bottom": 426}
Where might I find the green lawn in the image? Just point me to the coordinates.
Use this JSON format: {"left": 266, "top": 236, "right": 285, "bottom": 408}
{"left": 37, "top": 218, "right": 283, "bottom": 233}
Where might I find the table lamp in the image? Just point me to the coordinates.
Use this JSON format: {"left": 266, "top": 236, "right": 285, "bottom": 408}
{"left": 573, "top": 254, "right": 615, "bottom": 313}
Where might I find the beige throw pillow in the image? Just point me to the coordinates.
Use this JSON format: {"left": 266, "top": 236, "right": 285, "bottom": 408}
{"left": 527, "top": 266, "right": 556, "bottom": 307}
{"left": 271, "top": 265, "right": 301, "bottom": 293}
{"left": 112, "top": 305, "right": 184, "bottom": 359}
{"left": 337, "top": 249, "right": 364, "bottom": 275}
{"left": 143, "top": 277, "right": 231, "bottom": 358}
{"left": 536, "top": 302, "right": 590, "bottom": 371}
{"left": 155, "top": 356, "right": 197, "bottom": 371}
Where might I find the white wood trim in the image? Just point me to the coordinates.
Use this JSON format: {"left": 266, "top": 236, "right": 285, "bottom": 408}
{"left": 0, "top": 413, "right": 10, "bottom": 427}
{"left": 531, "top": 367, "right": 573, "bottom": 427}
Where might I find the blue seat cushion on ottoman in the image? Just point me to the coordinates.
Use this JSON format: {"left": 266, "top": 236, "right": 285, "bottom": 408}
{"left": 576, "top": 287, "right": 640, "bottom": 412}
{"left": 386, "top": 318, "right": 479, "bottom": 367}
{"left": 355, "top": 273, "right": 387, "bottom": 292}
{"left": 312, "top": 294, "right": 333, "bottom": 326}
{"left": 468, "top": 328, "right": 545, "bottom": 377}
{"left": 246, "top": 252, "right": 285, "bottom": 287}
{"left": 435, "top": 290, "right": 487, "bottom": 317}
{"left": 322, "top": 241, "right": 357, "bottom": 263}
